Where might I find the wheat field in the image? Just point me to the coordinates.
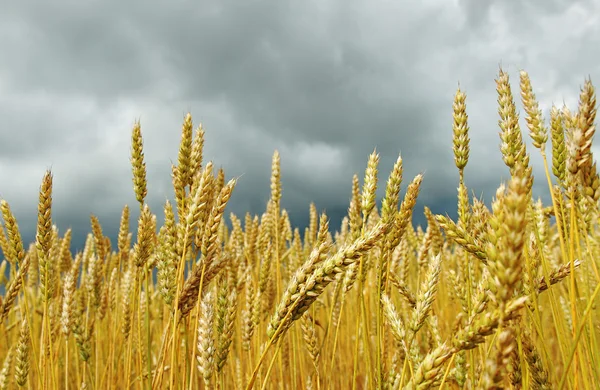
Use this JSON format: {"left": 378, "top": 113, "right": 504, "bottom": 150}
{"left": 0, "top": 68, "right": 599, "bottom": 389}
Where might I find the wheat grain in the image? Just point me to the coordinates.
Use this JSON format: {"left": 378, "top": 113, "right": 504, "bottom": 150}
{"left": 0, "top": 71, "right": 597, "bottom": 390}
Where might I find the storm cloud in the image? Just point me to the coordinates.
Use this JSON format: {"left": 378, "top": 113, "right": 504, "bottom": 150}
{"left": 0, "top": 0, "right": 599, "bottom": 250}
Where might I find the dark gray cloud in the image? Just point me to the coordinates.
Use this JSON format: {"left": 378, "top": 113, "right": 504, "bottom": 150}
{"left": 0, "top": 0, "right": 599, "bottom": 252}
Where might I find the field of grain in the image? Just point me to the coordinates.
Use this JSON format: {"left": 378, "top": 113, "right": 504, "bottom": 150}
{"left": 0, "top": 68, "right": 598, "bottom": 389}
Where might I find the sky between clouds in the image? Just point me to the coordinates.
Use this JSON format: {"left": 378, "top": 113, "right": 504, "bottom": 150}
{"left": 0, "top": 0, "right": 599, "bottom": 251}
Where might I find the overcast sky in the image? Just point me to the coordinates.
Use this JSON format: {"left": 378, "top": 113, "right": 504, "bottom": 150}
{"left": 0, "top": 0, "right": 599, "bottom": 252}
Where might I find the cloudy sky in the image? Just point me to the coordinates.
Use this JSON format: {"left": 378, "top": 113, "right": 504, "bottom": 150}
{"left": 0, "top": 0, "right": 599, "bottom": 251}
